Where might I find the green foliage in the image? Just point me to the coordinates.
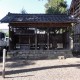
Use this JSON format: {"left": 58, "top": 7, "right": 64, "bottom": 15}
{"left": 0, "top": 30, "right": 9, "bottom": 37}
{"left": 59, "top": 1, "right": 67, "bottom": 8}
{"left": 45, "top": 0, "right": 68, "bottom": 14}
{"left": 5, "top": 32, "right": 9, "bottom": 37}
{"left": 46, "top": 7, "right": 60, "bottom": 14}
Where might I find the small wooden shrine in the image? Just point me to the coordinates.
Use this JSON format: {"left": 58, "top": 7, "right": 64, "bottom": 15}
{"left": 0, "top": 12, "right": 75, "bottom": 51}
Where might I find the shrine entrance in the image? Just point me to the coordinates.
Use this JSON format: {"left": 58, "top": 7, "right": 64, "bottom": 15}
{"left": 9, "top": 27, "right": 69, "bottom": 50}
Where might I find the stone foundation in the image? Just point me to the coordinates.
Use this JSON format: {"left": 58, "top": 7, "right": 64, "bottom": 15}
{"left": 7, "top": 50, "right": 73, "bottom": 59}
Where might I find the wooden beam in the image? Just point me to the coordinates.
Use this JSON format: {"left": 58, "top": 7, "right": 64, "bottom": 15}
{"left": 9, "top": 22, "right": 72, "bottom": 28}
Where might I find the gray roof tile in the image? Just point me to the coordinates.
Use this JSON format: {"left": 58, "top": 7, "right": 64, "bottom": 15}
{"left": 0, "top": 12, "right": 76, "bottom": 23}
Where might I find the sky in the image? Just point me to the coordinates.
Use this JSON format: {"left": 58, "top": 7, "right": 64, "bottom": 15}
{"left": 0, "top": 0, "right": 72, "bottom": 29}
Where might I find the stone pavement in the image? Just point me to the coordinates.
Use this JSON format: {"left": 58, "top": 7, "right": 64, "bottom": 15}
{"left": 0, "top": 58, "right": 80, "bottom": 80}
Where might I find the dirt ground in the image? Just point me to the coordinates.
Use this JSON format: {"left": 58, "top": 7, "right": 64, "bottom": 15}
{"left": 0, "top": 58, "right": 80, "bottom": 80}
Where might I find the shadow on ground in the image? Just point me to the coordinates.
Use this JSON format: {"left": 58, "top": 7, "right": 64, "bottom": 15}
{"left": 0, "top": 63, "right": 80, "bottom": 76}
{"left": 5, "top": 75, "right": 34, "bottom": 78}
{"left": 5, "top": 59, "right": 35, "bottom": 68}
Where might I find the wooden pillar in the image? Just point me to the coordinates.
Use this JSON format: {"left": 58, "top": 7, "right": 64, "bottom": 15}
{"left": 66, "top": 27, "right": 70, "bottom": 49}
{"left": 18, "top": 35, "right": 20, "bottom": 49}
{"left": 35, "top": 28, "right": 37, "bottom": 50}
{"left": 29, "top": 36, "right": 30, "bottom": 50}
{"left": 18, "top": 34, "right": 20, "bottom": 44}
{"left": 68, "top": 27, "right": 72, "bottom": 49}
{"left": 47, "top": 28, "right": 49, "bottom": 50}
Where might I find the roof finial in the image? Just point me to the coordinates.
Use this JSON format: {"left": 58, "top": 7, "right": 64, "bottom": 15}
{"left": 8, "top": 12, "right": 10, "bottom": 15}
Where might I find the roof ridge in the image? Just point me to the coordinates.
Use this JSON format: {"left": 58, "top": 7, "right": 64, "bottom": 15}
{"left": 8, "top": 12, "right": 69, "bottom": 15}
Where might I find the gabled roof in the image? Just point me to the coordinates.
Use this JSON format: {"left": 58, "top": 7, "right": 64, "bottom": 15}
{"left": 70, "top": 0, "right": 79, "bottom": 10}
{"left": 0, "top": 12, "right": 76, "bottom": 23}
{"left": 70, "top": 0, "right": 74, "bottom": 8}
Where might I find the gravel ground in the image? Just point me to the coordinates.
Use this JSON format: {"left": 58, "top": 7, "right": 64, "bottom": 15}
{"left": 0, "top": 58, "right": 80, "bottom": 80}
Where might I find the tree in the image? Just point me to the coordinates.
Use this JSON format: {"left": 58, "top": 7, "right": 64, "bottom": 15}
{"left": 46, "top": 7, "right": 60, "bottom": 14}
{"left": 21, "top": 8, "right": 27, "bottom": 14}
{"left": 45, "top": 0, "right": 67, "bottom": 14}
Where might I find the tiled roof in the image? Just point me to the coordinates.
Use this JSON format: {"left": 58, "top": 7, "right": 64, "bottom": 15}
{"left": 0, "top": 12, "right": 76, "bottom": 23}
